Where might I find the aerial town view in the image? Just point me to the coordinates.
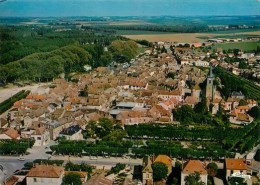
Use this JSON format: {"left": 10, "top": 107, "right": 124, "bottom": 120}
{"left": 0, "top": 0, "right": 259, "bottom": 185}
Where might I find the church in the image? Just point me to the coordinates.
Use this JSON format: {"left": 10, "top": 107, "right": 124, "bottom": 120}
{"left": 206, "top": 65, "right": 215, "bottom": 101}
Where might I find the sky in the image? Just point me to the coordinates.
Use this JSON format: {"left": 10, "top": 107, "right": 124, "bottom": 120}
{"left": 0, "top": 0, "right": 259, "bottom": 17}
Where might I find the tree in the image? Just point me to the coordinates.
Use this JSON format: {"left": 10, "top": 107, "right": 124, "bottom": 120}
{"left": 84, "top": 120, "right": 97, "bottom": 138}
{"left": 229, "top": 177, "right": 245, "bottom": 185}
{"left": 238, "top": 61, "right": 248, "bottom": 69}
{"left": 194, "top": 96, "right": 207, "bottom": 115}
{"left": 248, "top": 106, "right": 260, "bottom": 120}
{"left": 109, "top": 40, "right": 138, "bottom": 63}
{"left": 173, "top": 105, "right": 195, "bottom": 124}
{"left": 103, "top": 129, "right": 126, "bottom": 142}
{"left": 207, "top": 162, "right": 218, "bottom": 177}
{"left": 239, "top": 99, "right": 248, "bottom": 106}
{"left": 184, "top": 172, "right": 205, "bottom": 185}
{"left": 62, "top": 172, "right": 82, "bottom": 185}
{"left": 98, "top": 118, "right": 114, "bottom": 137}
{"left": 166, "top": 72, "right": 175, "bottom": 79}
{"left": 151, "top": 162, "right": 168, "bottom": 181}
{"left": 99, "top": 51, "right": 113, "bottom": 67}
{"left": 161, "top": 46, "right": 167, "bottom": 53}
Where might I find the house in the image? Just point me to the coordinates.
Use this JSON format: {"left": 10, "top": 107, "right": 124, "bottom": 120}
{"left": 142, "top": 155, "right": 172, "bottom": 185}
{"left": 158, "top": 98, "right": 178, "bottom": 111}
{"left": 235, "top": 106, "right": 251, "bottom": 114}
{"left": 59, "top": 125, "right": 83, "bottom": 140}
{"left": 231, "top": 91, "right": 245, "bottom": 99}
{"left": 181, "top": 160, "right": 208, "bottom": 185}
{"left": 247, "top": 99, "right": 258, "bottom": 108}
{"left": 225, "top": 158, "right": 247, "bottom": 181}
{"left": 85, "top": 174, "right": 113, "bottom": 185}
{"left": 41, "top": 119, "right": 72, "bottom": 140}
{"left": 0, "top": 128, "right": 20, "bottom": 140}
{"left": 116, "top": 110, "right": 153, "bottom": 126}
{"left": 148, "top": 105, "right": 173, "bottom": 122}
{"left": 229, "top": 111, "right": 253, "bottom": 125}
{"left": 116, "top": 102, "right": 140, "bottom": 109}
{"left": 153, "top": 155, "right": 172, "bottom": 176}
{"left": 129, "top": 82, "right": 148, "bottom": 90}
{"left": 0, "top": 118, "right": 8, "bottom": 128}
{"left": 158, "top": 91, "right": 182, "bottom": 102}
{"left": 5, "top": 175, "right": 19, "bottom": 185}
{"left": 65, "top": 171, "right": 88, "bottom": 183}
{"left": 142, "top": 156, "right": 153, "bottom": 185}
{"left": 31, "top": 127, "right": 50, "bottom": 146}
{"left": 183, "top": 96, "right": 199, "bottom": 108}
{"left": 26, "top": 165, "right": 64, "bottom": 185}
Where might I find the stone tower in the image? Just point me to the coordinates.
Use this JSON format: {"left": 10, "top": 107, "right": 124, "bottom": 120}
{"left": 206, "top": 65, "right": 215, "bottom": 100}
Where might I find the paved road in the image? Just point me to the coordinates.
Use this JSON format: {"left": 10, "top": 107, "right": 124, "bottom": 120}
{"left": 0, "top": 142, "right": 142, "bottom": 182}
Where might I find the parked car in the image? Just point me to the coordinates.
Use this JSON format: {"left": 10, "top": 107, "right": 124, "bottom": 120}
{"left": 90, "top": 156, "right": 97, "bottom": 160}
{"left": 18, "top": 157, "right": 25, "bottom": 161}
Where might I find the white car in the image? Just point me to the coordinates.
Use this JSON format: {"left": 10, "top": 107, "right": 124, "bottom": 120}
{"left": 90, "top": 156, "right": 97, "bottom": 160}
{"left": 18, "top": 157, "right": 25, "bottom": 161}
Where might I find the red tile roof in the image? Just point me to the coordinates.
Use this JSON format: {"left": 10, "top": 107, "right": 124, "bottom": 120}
{"left": 0, "top": 128, "right": 20, "bottom": 139}
{"left": 225, "top": 159, "right": 247, "bottom": 170}
{"left": 183, "top": 160, "right": 207, "bottom": 175}
{"left": 154, "top": 155, "right": 172, "bottom": 165}
{"left": 27, "top": 165, "right": 64, "bottom": 178}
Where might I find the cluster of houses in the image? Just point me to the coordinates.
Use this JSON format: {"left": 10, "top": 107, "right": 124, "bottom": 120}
{"left": 0, "top": 41, "right": 259, "bottom": 185}
{"left": 5, "top": 163, "right": 89, "bottom": 185}
{"left": 142, "top": 155, "right": 251, "bottom": 185}
{"left": 3, "top": 154, "right": 251, "bottom": 185}
{"left": 0, "top": 41, "right": 259, "bottom": 146}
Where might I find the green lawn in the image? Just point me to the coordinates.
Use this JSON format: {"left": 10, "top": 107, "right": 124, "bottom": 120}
{"left": 212, "top": 41, "right": 260, "bottom": 52}
{"left": 137, "top": 47, "right": 147, "bottom": 54}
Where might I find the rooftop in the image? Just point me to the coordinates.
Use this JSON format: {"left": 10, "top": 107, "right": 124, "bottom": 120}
{"left": 183, "top": 160, "right": 207, "bottom": 175}
{"left": 27, "top": 165, "right": 64, "bottom": 178}
{"left": 225, "top": 158, "right": 247, "bottom": 170}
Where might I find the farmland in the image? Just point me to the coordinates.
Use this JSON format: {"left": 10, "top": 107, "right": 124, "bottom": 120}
{"left": 212, "top": 41, "right": 260, "bottom": 52}
{"left": 122, "top": 30, "right": 260, "bottom": 43}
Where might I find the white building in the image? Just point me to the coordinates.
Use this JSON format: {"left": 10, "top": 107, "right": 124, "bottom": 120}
{"left": 181, "top": 160, "right": 208, "bottom": 185}
{"left": 59, "top": 125, "right": 83, "bottom": 140}
{"left": 225, "top": 158, "right": 247, "bottom": 181}
{"left": 26, "top": 165, "right": 64, "bottom": 185}
{"left": 31, "top": 128, "right": 50, "bottom": 146}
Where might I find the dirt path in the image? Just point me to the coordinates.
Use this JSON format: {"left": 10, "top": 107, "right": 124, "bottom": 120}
{"left": 0, "top": 83, "right": 47, "bottom": 103}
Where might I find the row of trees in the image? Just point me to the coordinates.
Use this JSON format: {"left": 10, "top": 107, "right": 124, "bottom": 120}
{"left": 96, "top": 24, "right": 210, "bottom": 33}
{"left": 65, "top": 161, "right": 92, "bottom": 174}
{"left": 106, "top": 163, "right": 126, "bottom": 176}
{"left": 24, "top": 159, "right": 64, "bottom": 168}
{"left": 125, "top": 121, "right": 259, "bottom": 151}
{"left": 213, "top": 67, "right": 260, "bottom": 101}
{"left": 0, "top": 139, "right": 35, "bottom": 155}
{"left": 0, "top": 90, "right": 30, "bottom": 114}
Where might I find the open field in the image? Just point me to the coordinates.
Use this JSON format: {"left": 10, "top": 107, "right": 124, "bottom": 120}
{"left": 212, "top": 41, "right": 260, "bottom": 52}
{"left": 122, "top": 30, "right": 260, "bottom": 43}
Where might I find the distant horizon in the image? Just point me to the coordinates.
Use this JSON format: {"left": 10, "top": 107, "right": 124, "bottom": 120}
{"left": 0, "top": 0, "right": 259, "bottom": 17}
{"left": 0, "top": 15, "right": 260, "bottom": 18}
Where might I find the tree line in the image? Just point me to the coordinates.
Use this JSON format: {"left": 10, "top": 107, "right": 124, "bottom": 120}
{"left": 0, "top": 90, "right": 30, "bottom": 114}
{"left": 0, "top": 139, "right": 35, "bottom": 155}
{"left": 0, "top": 25, "right": 123, "bottom": 65}
{"left": 0, "top": 40, "right": 138, "bottom": 84}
